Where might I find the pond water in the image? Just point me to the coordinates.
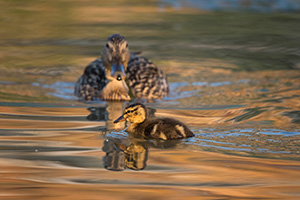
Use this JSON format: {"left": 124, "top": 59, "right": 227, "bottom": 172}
{"left": 0, "top": 0, "right": 300, "bottom": 199}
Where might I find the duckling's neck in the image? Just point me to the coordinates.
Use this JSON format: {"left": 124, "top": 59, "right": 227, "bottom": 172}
{"left": 126, "top": 123, "right": 135, "bottom": 132}
{"left": 127, "top": 120, "right": 146, "bottom": 133}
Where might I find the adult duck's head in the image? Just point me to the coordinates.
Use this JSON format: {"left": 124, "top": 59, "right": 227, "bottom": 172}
{"left": 101, "top": 34, "right": 130, "bottom": 81}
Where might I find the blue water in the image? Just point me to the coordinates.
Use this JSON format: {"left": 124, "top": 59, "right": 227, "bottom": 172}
{"left": 160, "top": 0, "right": 300, "bottom": 12}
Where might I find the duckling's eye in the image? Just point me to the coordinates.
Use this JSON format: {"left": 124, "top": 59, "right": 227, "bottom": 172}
{"left": 126, "top": 43, "right": 128, "bottom": 48}
{"left": 125, "top": 110, "right": 132, "bottom": 114}
{"left": 106, "top": 43, "right": 110, "bottom": 48}
{"left": 133, "top": 112, "right": 137, "bottom": 116}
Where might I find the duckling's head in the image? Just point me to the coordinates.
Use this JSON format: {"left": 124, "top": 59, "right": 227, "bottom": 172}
{"left": 114, "top": 103, "right": 147, "bottom": 124}
{"left": 101, "top": 34, "right": 130, "bottom": 81}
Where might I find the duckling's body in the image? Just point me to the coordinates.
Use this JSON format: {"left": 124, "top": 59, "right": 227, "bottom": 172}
{"left": 114, "top": 103, "right": 194, "bottom": 140}
{"left": 134, "top": 117, "right": 194, "bottom": 140}
{"left": 74, "top": 34, "right": 169, "bottom": 101}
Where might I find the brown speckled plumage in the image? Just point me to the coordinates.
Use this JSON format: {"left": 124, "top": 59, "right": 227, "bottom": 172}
{"left": 74, "top": 59, "right": 107, "bottom": 101}
{"left": 127, "top": 57, "right": 169, "bottom": 100}
{"left": 114, "top": 103, "right": 194, "bottom": 140}
{"left": 74, "top": 34, "right": 169, "bottom": 101}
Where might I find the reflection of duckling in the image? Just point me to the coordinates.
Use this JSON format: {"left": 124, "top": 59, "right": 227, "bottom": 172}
{"left": 102, "top": 139, "right": 126, "bottom": 171}
{"left": 86, "top": 102, "right": 127, "bottom": 130}
{"left": 114, "top": 103, "right": 194, "bottom": 140}
{"left": 102, "top": 139, "right": 148, "bottom": 171}
{"left": 115, "top": 142, "right": 148, "bottom": 170}
{"left": 74, "top": 34, "right": 169, "bottom": 101}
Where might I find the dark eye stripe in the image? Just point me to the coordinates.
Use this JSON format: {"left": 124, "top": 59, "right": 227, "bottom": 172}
{"left": 124, "top": 107, "right": 138, "bottom": 114}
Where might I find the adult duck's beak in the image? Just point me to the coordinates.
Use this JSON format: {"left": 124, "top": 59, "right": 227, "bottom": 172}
{"left": 114, "top": 115, "right": 125, "bottom": 123}
{"left": 111, "top": 63, "right": 126, "bottom": 81}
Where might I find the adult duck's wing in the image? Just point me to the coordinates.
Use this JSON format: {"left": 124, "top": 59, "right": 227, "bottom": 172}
{"left": 74, "top": 59, "right": 107, "bottom": 101}
{"left": 126, "top": 56, "right": 169, "bottom": 101}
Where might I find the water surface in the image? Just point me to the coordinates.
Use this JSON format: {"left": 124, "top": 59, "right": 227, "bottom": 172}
{"left": 0, "top": 0, "right": 300, "bottom": 199}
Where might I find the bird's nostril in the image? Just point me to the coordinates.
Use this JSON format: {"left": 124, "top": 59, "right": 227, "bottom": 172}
{"left": 117, "top": 75, "right": 122, "bottom": 81}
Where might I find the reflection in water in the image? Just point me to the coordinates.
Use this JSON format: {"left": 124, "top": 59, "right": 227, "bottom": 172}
{"left": 86, "top": 107, "right": 106, "bottom": 121}
{"left": 123, "top": 142, "right": 148, "bottom": 170}
{"left": 226, "top": 107, "right": 267, "bottom": 122}
{"left": 87, "top": 101, "right": 127, "bottom": 130}
{"left": 103, "top": 138, "right": 148, "bottom": 171}
{"left": 282, "top": 111, "right": 300, "bottom": 124}
{"left": 0, "top": 103, "right": 299, "bottom": 199}
{"left": 102, "top": 138, "right": 126, "bottom": 171}
{"left": 102, "top": 136, "right": 182, "bottom": 171}
{"left": 105, "top": 102, "right": 127, "bottom": 130}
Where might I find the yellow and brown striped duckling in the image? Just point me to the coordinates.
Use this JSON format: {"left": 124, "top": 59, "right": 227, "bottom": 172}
{"left": 74, "top": 34, "right": 169, "bottom": 101}
{"left": 114, "top": 103, "right": 194, "bottom": 140}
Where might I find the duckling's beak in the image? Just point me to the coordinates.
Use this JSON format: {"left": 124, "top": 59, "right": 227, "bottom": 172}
{"left": 114, "top": 115, "right": 125, "bottom": 123}
{"left": 111, "top": 63, "right": 126, "bottom": 81}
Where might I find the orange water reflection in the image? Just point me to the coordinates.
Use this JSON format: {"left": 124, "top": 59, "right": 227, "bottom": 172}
{"left": 1, "top": 147, "right": 299, "bottom": 199}
{"left": 0, "top": 104, "right": 299, "bottom": 199}
{"left": 0, "top": 0, "right": 300, "bottom": 199}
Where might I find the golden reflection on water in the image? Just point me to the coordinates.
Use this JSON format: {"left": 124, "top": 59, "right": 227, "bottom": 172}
{"left": 1, "top": 145, "right": 300, "bottom": 199}
{"left": 0, "top": 103, "right": 299, "bottom": 199}
{"left": 0, "top": 0, "right": 300, "bottom": 199}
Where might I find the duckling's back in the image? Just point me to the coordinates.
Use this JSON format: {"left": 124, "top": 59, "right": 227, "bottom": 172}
{"left": 137, "top": 118, "right": 194, "bottom": 140}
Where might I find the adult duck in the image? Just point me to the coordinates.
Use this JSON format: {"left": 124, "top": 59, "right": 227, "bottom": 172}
{"left": 74, "top": 34, "right": 169, "bottom": 101}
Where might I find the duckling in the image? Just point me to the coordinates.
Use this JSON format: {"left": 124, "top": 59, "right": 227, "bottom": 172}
{"left": 74, "top": 34, "right": 169, "bottom": 101}
{"left": 114, "top": 103, "right": 194, "bottom": 140}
